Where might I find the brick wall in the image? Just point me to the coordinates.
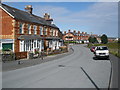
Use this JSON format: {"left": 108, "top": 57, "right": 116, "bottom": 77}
{"left": 0, "top": 8, "right": 14, "bottom": 39}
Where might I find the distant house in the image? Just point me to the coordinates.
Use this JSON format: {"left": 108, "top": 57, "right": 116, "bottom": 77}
{"left": 0, "top": 4, "right": 63, "bottom": 53}
{"left": 96, "top": 36, "right": 118, "bottom": 43}
{"left": 108, "top": 37, "right": 118, "bottom": 42}
{"left": 63, "top": 30, "right": 90, "bottom": 43}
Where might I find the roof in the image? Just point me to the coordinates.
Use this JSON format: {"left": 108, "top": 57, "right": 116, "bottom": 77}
{"left": 44, "top": 37, "right": 60, "bottom": 40}
{"left": 0, "top": 3, "right": 59, "bottom": 29}
{"left": 64, "top": 32, "right": 90, "bottom": 36}
{"left": 18, "top": 35, "right": 60, "bottom": 40}
{"left": 18, "top": 35, "right": 43, "bottom": 40}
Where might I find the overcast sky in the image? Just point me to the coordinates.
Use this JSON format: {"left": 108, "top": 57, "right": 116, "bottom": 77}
{"left": 3, "top": 2, "right": 118, "bottom": 37}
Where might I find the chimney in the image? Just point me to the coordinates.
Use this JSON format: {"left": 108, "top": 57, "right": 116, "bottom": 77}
{"left": 44, "top": 13, "right": 53, "bottom": 24}
{"left": 64, "top": 31, "right": 66, "bottom": 34}
{"left": 68, "top": 29, "right": 71, "bottom": 33}
{"left": 73, "top": 30, "right": 76, "bottom": 33}
{"left": 25, "top": 5, "right": 33, "bottom": 14}
{"left": 78, "top": 31, "right": 80, "bottom": 34}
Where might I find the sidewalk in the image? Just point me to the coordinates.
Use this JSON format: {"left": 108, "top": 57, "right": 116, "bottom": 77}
{"left": 2, "top": 48, "right": 74, "bottom": 72}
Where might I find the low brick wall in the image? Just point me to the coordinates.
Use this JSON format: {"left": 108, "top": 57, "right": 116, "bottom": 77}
{"left": 15, "top": 52, "right": 27, "bottom": 60}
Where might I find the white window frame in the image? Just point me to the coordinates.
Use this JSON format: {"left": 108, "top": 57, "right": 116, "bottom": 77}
{"left": 19, "top": 23, "right": 24, "bottom": 34}
{"left": 53, "top": 29, "right": 55, "bottom": 36}
{"left": 56, "top": 30, "right": 58, "bottom": 36}
{"left": 40, "top": 26, "right": 43, "bottom": 35}
{"left": 28, "top": 24, "right": 31, "bottom": 34}
{"left": 44, "top": 27, "right": 47, "bottom": 35}
{"left": 20, "top": 40, "right": 24, "bottom": 52}
{"left": 34, "top": 25, "right": 37, "bottom": 34}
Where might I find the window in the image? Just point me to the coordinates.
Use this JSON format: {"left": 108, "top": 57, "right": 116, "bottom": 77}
{"left": 28, "top": 24, "right": 31, "bottom": 34}
{"left": 50, "top": 29, "right": 53, "bottom": 36}
{"left": 19, "top": 23, "right": 23, "bottom": 34}
{"left": 34, "top": 25, "right": 37, "bottom": 34}
{"left": 53, "top": 30, "right": 55, "bottom": 36}
{"left": 40, "top": 26, "right": 43, "bottom": 35}
{"left": 44, "top": 27, "right": 47, "bottom": 35}
{"left": 56, "top": 30, "right": 58, "bottom": 36}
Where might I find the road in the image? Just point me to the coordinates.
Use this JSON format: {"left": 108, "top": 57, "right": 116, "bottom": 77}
{"left": 2, "top": 44, "right": 111, "bottom": 88}
{"left": 109, "top": 54, "right": 119, "bottom": 89}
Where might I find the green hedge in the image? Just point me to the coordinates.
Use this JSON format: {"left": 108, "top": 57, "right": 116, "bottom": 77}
{"left": 64, "top": 41, "right": 77, "bottom": 43}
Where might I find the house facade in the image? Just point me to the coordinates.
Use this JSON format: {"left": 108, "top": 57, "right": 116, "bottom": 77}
{"left": 63, "top": 30, "right": 90, "bottom": 43}
{"left": 0, "top": 4, "right": 63, "bottom": 53}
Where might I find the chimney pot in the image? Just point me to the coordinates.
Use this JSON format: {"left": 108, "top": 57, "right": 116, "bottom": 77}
{"left": 25, "top": 5, "right": 33, "bottom": 14}
{"left": 44, "top": 13, "right": 53, "bottom": 24}
{"left": 68, "top": 30, "right": 71, "bottom": 32}
{"left": 64, "top": 31, "right": 66, "bottom": 34}
{"left": 73, "top": 30, "right": 76, "bottom": 33}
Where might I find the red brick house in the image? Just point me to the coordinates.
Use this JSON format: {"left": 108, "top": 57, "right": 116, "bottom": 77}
{"left": 0, "top": 4, "right": 63, "bottom": 53}
{"left": 63, "top": 30, "right": 90, "bottom": 43}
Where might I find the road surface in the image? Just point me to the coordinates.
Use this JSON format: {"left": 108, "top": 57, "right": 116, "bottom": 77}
{"left": 2, "top": 44, "right": 111, "bottom": 88}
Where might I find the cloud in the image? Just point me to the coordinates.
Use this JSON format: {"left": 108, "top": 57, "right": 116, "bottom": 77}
{"left": 34, "top": 2, "right": 118, "bottom": 37}
{"left": 33, "top": 5, "right": 70, "bottom": 17}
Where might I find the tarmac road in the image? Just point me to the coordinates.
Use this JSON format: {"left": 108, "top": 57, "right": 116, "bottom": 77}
{"left": 2, "top": 44, "right": 111, "bottom": 88}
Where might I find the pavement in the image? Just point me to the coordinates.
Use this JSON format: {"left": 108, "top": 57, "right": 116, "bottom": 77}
{"left": 2, "top": 44, "right": 111, "bottom": 88}
{"left": 2, "top": 47, "right": 74, "bottom": 71}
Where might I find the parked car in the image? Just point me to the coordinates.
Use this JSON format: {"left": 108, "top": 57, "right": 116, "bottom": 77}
{"left": 90, "top": 46, "right": 96, "bottom": 52}
{"left": 94, "top": 46, "right": 109, "bottom": 59}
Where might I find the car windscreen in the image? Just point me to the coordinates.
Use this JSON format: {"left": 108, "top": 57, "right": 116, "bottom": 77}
{"left": 96, "top": 47, "right": 108, "bottom": 50}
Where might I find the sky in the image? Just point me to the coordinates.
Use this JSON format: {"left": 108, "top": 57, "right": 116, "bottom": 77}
{"left": 3, "top": 2, "right": 118, "bottom": 37}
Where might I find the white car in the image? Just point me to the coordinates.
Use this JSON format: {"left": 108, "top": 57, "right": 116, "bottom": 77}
{"left": 94, "top": 46, "right": 109, "bottom": 59}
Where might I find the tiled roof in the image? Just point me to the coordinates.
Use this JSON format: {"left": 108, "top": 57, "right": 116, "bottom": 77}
{"left": 64, "top": 32, "right": 90, "bottom": 36}
{"left": 1, "top": 3, "right": 59, "bottom": 29}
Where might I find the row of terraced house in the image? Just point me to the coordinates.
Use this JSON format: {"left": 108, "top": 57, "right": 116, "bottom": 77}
{"left": 1, "top": 3, "right": 117, "bottom": 59}
{"left": 0, "top": 4, "right": 63, "bottom": 55}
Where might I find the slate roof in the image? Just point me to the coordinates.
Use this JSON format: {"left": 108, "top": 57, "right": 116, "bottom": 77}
{"left": 1, "top": 3, "right": 59, "bottom": 29}
{"left": 18, "top": 35, "right": 60, "bottom": 40}
{"left": 18, "top": 35, "right": 43, "bottom": 40}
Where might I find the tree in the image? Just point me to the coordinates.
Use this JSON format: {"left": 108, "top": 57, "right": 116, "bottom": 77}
{"left": 93, "top": 37, "right": 98, "bottom": 43}
{"left": 101, "top": 34, "right": 108, "bottom": 44}
{"left": 88, "top": 36, "right": 98, "bottom": 43}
